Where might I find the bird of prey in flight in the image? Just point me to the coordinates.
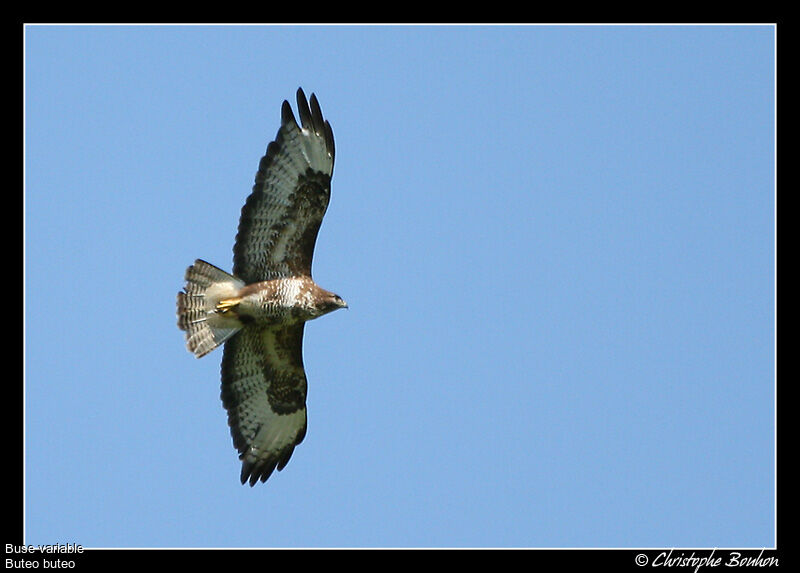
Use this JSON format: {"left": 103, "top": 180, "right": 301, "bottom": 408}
{"left": 177, "top": 88, "right": 346, "bottom": 486}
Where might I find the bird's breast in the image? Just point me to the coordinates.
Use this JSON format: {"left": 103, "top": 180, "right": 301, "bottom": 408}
{"left": 237, "top": 277, "right": 317, "bottom": 324}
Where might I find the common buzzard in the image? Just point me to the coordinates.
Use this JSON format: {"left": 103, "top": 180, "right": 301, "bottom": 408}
{"left": 177, "top": 88, "right": 346, "bottom": 486}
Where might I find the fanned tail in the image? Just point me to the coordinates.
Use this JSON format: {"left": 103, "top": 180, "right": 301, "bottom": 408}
{"left": 176, "top": 259, "right": 246, "bottom": 358}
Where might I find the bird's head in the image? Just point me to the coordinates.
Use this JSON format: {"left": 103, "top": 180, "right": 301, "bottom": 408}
{"left": 324, "top": 293, "right": 349, "bottom": 314}
{"left": 313, "top": 289, "right": 348, "bottom": 317}
{"left": 308, "top": 284, "right": 348, "bottom": 318}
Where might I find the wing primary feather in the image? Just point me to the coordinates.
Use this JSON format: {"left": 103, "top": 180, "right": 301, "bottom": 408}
{"left": 309, "top": 93, "right": 324, "bottom": 135}
{"left": 281, "top": 99, "right": 297, "bottom": 128}
{"left": 240, "top": 460, "right": 252, "bottom": 485}
{"left": 265, "top": 140, "right": 280, "bottom": 163}
{"left": 324, "top": 120, "right": 335, "bottom": 163}
{"left": 240, "top": 456, "right": 277, "bottom": 486}
{"left": 296, "top": 88, "right": 313, "bottom": 131}
{"left": 276, "top": 447, "right": 295, "bottom": 471}
{"left": 255, "top": 460, "right": 277, "bottom": 486}
{"left": 259, "top": 466, "right": 275, "bottom": 484}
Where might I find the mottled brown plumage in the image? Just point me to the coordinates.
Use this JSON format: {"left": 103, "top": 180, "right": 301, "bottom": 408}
{"left": 176, "top": 89, "right": 346, "bottom": 486}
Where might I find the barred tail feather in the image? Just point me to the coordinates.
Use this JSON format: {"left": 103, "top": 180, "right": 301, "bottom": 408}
{"left": 177, "top": 259, "right": 246, "bottom": 358}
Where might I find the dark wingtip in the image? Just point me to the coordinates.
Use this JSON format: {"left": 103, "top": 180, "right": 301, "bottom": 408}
{"left": 276, "top": 446, "right": 295, "bottom": 471}
{"left": 308, "top": 93, "right": 325, "bottom": 135}
{"left": 240, "top": 456, "right": 278, "bottom": 486}
{"left": 281, "top": 99, "right": 297, "bottom": 128}
{"left": 324, "top": 120, "right": 335, "bottom": 163}
{"left": 291, "top": 88, "right": 334, "bottom": 162}
{"left": 240, "top": 459, "right": 253, "bottom": 485}
{"left": 296, "top": 87, "right": 313, "bottom": 131}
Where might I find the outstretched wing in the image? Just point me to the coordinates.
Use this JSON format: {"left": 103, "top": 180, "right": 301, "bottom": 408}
{"left": 233, "top": 88, "right": 335, "bottom": 284}
{"left": 220, "top": 323, "right": 308, "bottom": 486}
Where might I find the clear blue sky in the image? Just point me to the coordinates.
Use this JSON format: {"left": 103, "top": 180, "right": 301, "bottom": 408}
{"left": 24, "top": 25, "right": 775, "bottom": 548}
